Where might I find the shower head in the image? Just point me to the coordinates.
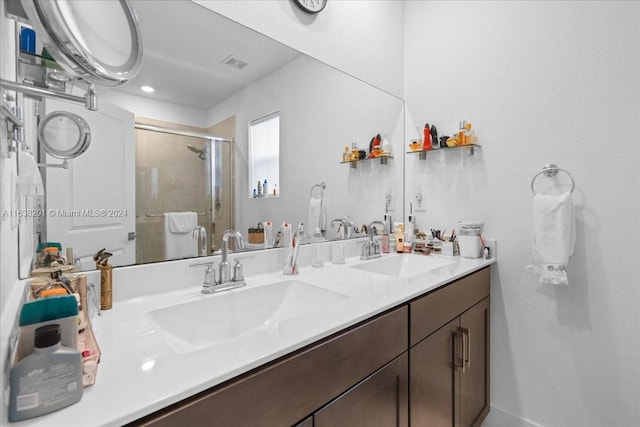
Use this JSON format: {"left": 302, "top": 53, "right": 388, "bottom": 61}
{"left": 186, "top": 144, "right": 206, "bottom": 160}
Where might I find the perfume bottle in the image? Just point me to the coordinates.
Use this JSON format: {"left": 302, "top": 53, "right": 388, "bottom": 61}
{"left": 422, "top": 124, "right": 432, "bottom": 151}
{"left": 350, "top": 143, "right": 359, "bottom": 161}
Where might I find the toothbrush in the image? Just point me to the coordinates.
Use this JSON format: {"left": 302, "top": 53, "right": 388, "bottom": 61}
{"left": 291, "top": 230, "right": 300, "bottom": 274}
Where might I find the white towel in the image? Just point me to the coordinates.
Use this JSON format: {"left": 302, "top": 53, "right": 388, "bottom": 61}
{"left": 306, "top": 196, "right": 321, "bottom": 237}
{"left": 164, "top": 212, "right": 198, "bottom": 260}
{"left": 527, "top": 192, "right": 575, "bottom": 285}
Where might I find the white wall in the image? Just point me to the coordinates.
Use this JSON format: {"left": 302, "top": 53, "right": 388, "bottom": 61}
{"left": 207, "top": 55, "right": 404, "bottom": 237}
{"left": 194, "top": 0, "right": 404, "bottom": 98}
{"left": 0, "top": 0, "right": 18, "bottom": 313}
{"left": 404, "top": 2, "right": 640, "bottom": 427}
{"left": 98, "top": 90, "right": 207, "bottom": 129}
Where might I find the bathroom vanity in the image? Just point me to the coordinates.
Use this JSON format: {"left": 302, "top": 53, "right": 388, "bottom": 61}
{"left": 129, "top": 261, "right": 491, "bottom": 427}
{"left": 5, "top": 250, "right": 493, "bottom": 427}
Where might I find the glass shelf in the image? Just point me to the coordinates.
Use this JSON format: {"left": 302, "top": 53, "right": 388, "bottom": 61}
{"left": 406, "top": 144, "right": 481, "bottom": 159}
{"left": 341, "top": 155, "right": 393, "bottom": 168}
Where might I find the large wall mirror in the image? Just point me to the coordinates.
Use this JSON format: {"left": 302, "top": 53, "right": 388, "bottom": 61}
{"left": 17, "top": 0, "right": 404, "bottom": 278}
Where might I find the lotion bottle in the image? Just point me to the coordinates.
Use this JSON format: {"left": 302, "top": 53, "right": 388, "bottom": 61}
{"left": 10, "top": 324, "right": 82, "bottom": 421}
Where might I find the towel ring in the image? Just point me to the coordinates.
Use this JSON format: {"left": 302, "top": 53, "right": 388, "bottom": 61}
{"left": 310, "top": 182, "right": 326, "bottom": 197}
{"left": 530, "top": 163, "right": 575, "bottom": 195}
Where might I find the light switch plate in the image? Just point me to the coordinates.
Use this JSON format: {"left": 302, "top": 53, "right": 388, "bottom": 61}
{"left": 484, "top": 238, "right": 497, "bottom": 259}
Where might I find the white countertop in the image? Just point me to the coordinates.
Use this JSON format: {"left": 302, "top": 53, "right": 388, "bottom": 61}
{"left": 7, "top": 252, "right": 494, "bottom": 426}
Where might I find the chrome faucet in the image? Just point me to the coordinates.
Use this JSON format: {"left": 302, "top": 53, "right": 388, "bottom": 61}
{"left": 361, "top": 221, "right": 386, "bottom": 260}
{"left": 189, "top": 229, "right": 246, "bottom": 294}
{"left": 219, "top": 230, "right": 246, "bottom": 289}
{"left": 331, "top": 218, "right": 352, "bottom": 239}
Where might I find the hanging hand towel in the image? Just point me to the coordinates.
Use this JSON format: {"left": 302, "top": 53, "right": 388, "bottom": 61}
{"left": 164, "top": 212, "right": 198, "bottom": 260}
{"left": 306, "top": 196, "right": 322, "bottom": 237}
{"left": 527, "top": 192, "right": 575, "bottom": 285}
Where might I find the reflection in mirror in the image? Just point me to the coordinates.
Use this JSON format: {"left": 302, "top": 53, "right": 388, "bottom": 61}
{"left": 18, "top": 1, "right": 404, "bottom": 277}
{"left": 38, "top": 111, "right": 91, "bottom": 159}
{"left": 249, "top": 112, "right": 280, "bottom": 199}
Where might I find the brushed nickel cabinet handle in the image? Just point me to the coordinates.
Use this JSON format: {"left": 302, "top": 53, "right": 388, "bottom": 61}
{"left": 463, "top": 327, "right": 471, "bottom": 369}
{"left": 453, "top": 331, "right": 463, "bottom": 372}
{"left": 459, "top": 327, "right": 470, "bottom": 372}
{"left": 454, "top": 329, "right": 466, "bottom": 373}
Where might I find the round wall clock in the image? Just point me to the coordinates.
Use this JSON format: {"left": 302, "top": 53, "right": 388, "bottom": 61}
{"left": 293, "top": 0, "right": 327, "bottom": 14}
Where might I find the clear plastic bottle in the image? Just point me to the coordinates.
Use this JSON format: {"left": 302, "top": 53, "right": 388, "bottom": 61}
{"left": 381, "top": 133, "right": 392, "bottom": 156}
{"left": 311, "top": 227, "right": 324, "bottom": 268}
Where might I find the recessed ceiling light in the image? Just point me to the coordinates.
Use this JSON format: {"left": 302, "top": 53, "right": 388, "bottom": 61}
{"left": 140, "top": 85, "right": 155, "bottom": 93}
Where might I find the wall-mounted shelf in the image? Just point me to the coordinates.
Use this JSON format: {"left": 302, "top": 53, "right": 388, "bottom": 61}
{"left": 341, "top": 155, "right": 393, "bottom": 169}
{"left": 406, "top": 144, "right": 481, "bottom": 159}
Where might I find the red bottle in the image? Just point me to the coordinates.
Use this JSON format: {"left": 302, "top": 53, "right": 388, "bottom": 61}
{"left": 423, "top": 123, "right": 432, "bottom": 151}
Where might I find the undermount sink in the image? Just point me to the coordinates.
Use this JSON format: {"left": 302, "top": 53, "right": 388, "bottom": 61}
{"left": 147, "top": 280, "right": 347, "bottom": 353}
{"left": 351, "top": 255, "right": 455, "bottom": 279}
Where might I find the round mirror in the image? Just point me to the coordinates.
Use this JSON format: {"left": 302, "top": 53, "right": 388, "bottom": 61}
{"left": 38, "top": 112, "right": 91, "bottom": 159}
{"left": 21, "top": 0, "right": 143, "bottom": 87}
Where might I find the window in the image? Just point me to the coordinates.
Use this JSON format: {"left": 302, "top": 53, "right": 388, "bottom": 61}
{"left": 248, "top": 112, "right": 280, "bottom": 198}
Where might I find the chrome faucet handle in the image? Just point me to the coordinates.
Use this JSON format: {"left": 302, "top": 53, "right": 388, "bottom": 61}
{"left": 189, "top": 262, "right": 216, "bottom": 294}
{"left": 232, "top": 259, "right": 245, "bottom": 282}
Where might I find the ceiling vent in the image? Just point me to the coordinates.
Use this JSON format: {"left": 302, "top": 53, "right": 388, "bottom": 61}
{"left": 221, "top": 54, "right": 251, "bottom": 70}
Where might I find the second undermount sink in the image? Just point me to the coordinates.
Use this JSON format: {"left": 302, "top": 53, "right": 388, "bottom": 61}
{"left": 147, "top": 280, "right": 347, "bottom": 353}
{"left": 351, "top": 254, "right": 455, "bottom": 279}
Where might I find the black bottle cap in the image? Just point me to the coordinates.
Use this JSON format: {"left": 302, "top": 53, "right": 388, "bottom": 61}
{"left": 34, "top": 324, "right": 61, "bottom": 348}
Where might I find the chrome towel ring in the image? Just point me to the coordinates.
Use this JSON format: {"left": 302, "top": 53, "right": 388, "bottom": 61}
{"left": 530, "top": 163, "right": 575, "bottom": 195}
{"left": 310, "top": 182, "right": 326, "bottom": 197}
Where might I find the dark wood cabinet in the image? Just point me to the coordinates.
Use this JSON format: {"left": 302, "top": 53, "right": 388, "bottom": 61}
{"left": 458, "top": 297, "right": 490, "bottom": 427}
{"left": 315, "top": 353, "right": 408, "bottom": 427}
{"left": 409, "top": 268, "right": 490, "bottom": 427}
{"left": 410, "top": 318, "right": 459, "bottom": 427}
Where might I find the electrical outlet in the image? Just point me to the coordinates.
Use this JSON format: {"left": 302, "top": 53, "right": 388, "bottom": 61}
{"left": 484, "top": 238, "right": 497, "bottom": 259}
{"left": 414, "top": 189, "right": 426, "bottom": 212}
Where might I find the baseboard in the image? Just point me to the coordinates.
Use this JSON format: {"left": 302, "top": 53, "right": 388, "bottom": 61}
{"left": 481, "top": 405, "right": 544, "bottom": 427}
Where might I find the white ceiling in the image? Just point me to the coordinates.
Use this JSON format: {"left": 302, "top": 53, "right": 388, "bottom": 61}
{"left": 117, "top": 1, "right": 301, "bottom": 110}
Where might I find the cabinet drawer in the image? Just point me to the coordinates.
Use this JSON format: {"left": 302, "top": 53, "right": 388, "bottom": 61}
{"left": 410, "top": 267, "right": 489, "bottom": 347}
{"left": 133, "top": 306, "right": 408, "bottom": 427}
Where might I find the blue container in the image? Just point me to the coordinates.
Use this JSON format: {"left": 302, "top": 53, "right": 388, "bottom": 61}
{"left": 20, "top": 26, "right": 36, "bottom": 54}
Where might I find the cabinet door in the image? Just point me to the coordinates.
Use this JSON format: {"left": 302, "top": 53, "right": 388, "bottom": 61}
{"left": 457, "top": 298, "right": 490, "bottom": 427}
{"left": 410, "top": 318, "right": 459, "bottom": 427}
{"left": 315, "top": 353, "right": 408, "bottom": 427}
